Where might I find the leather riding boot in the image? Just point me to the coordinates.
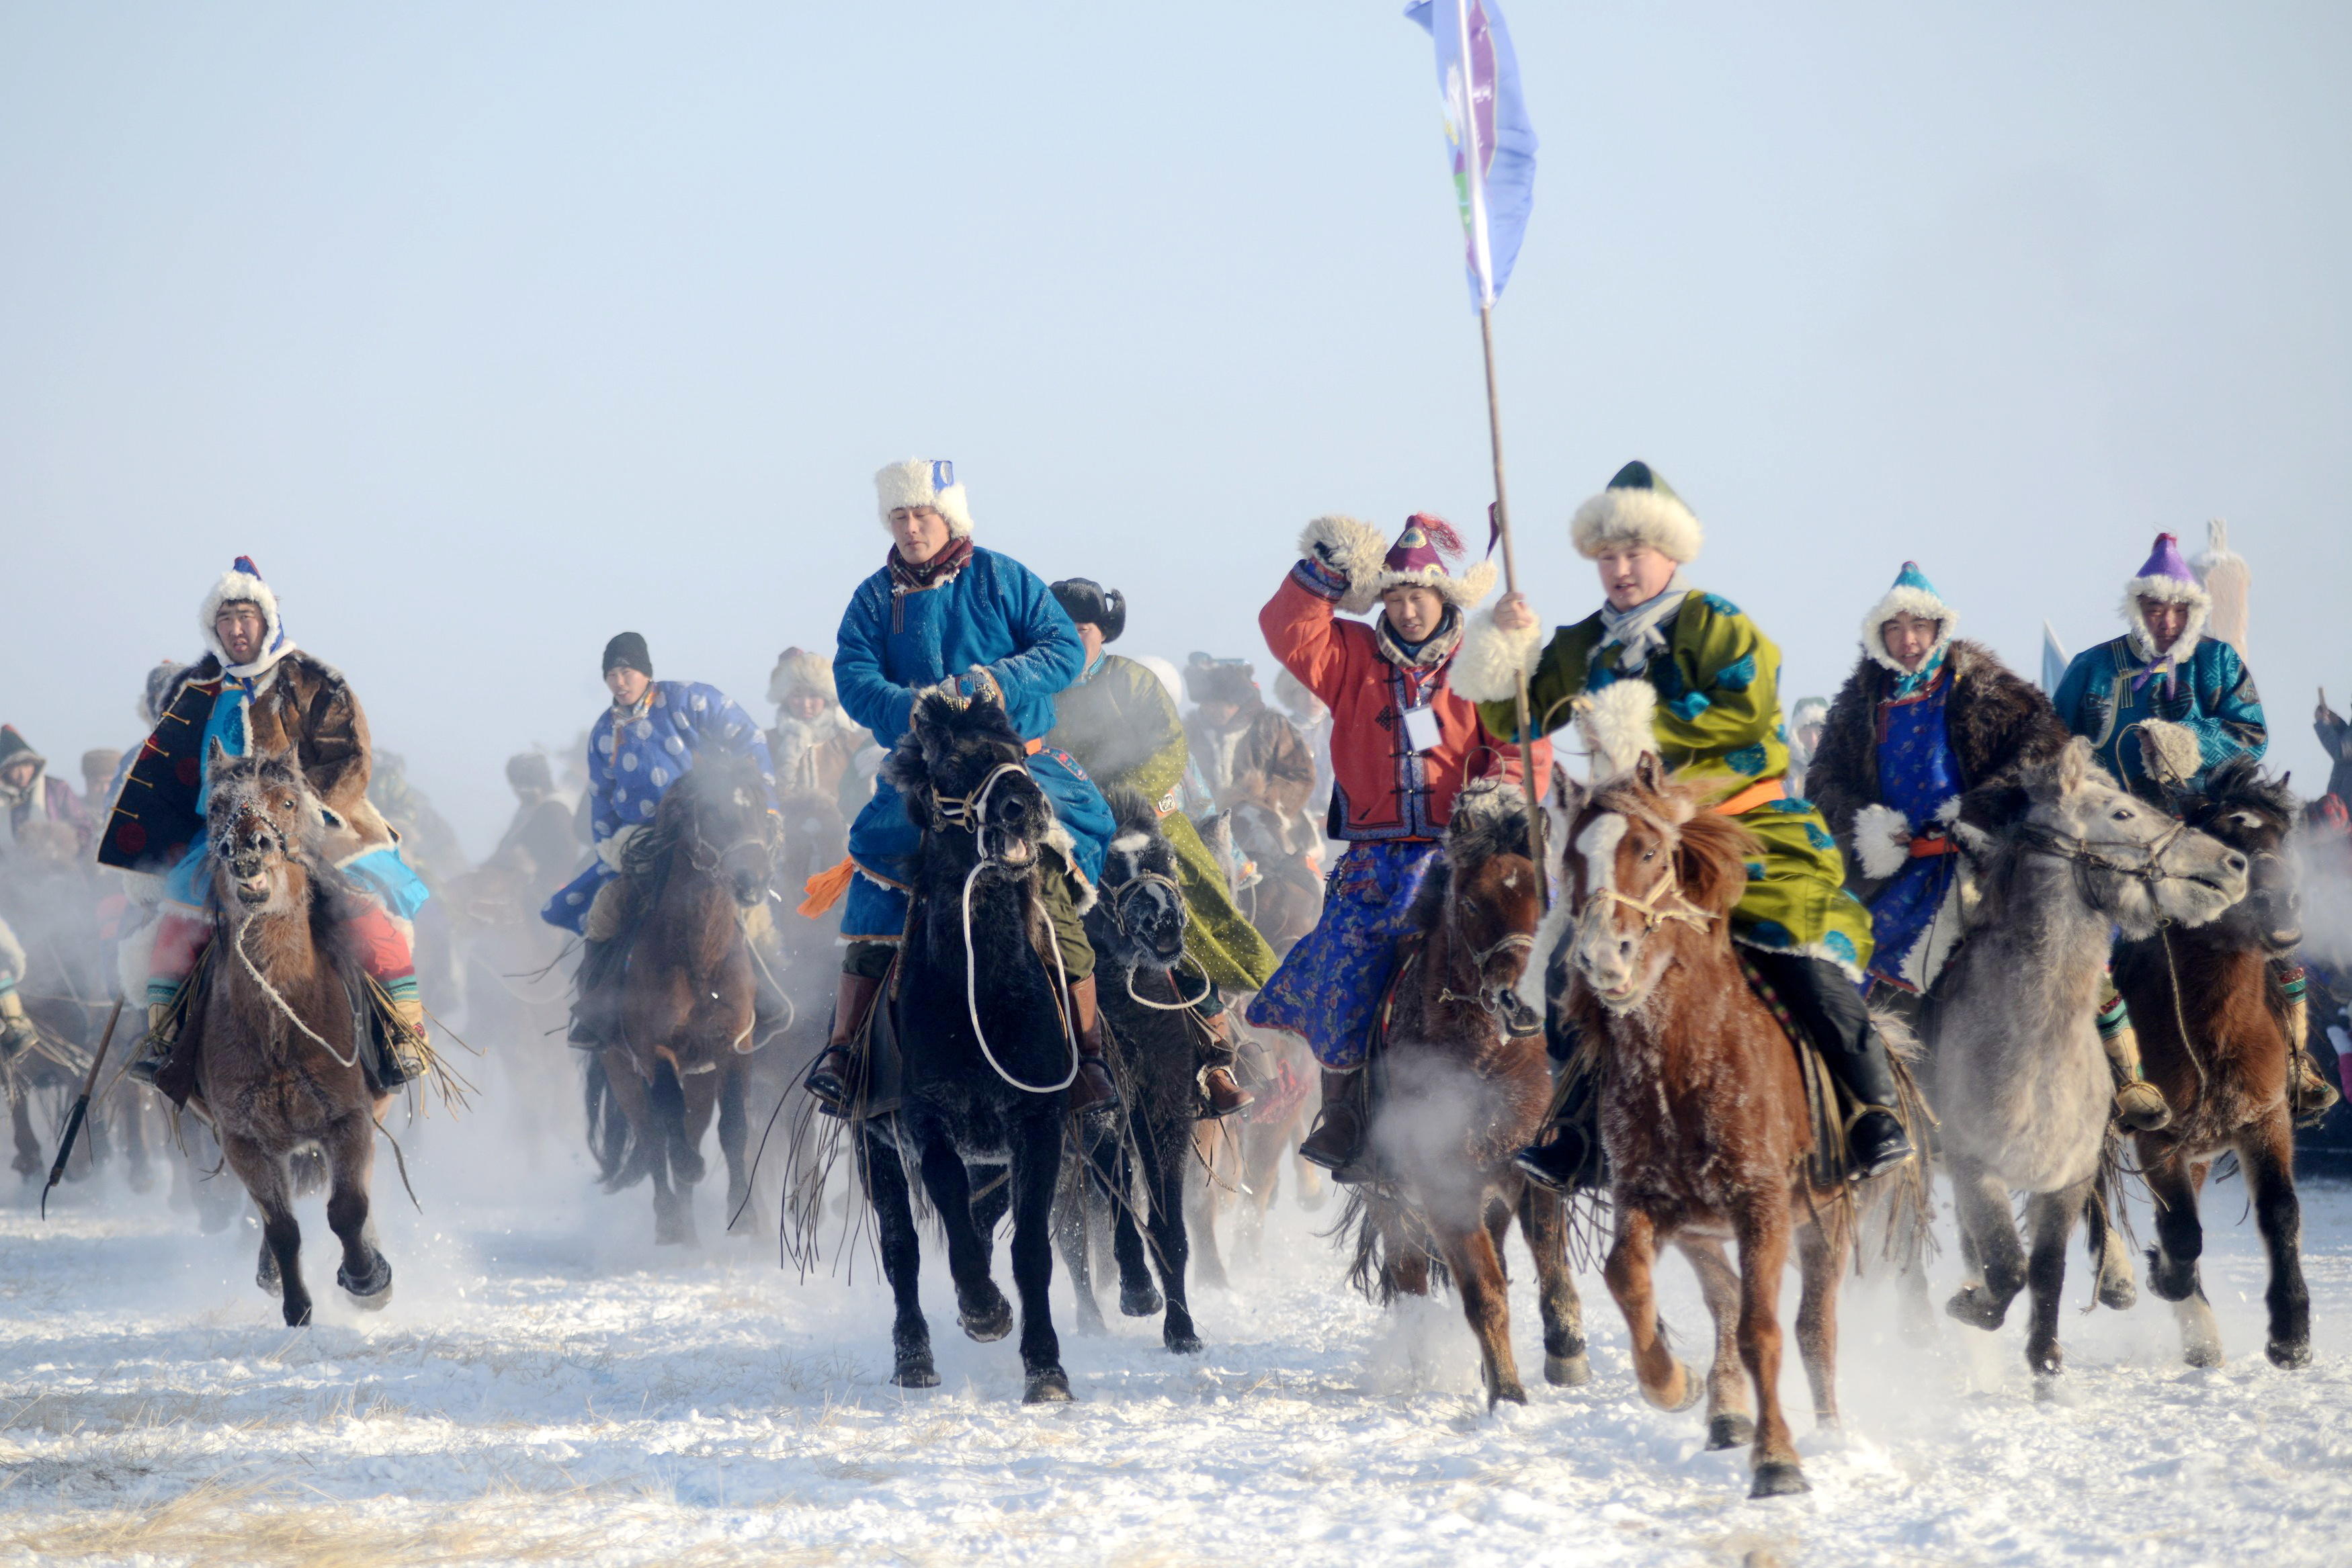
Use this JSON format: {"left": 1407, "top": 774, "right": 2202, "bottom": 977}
{"left": 804, "top": 970, "right": 883, "bottom": 1113}
{"left": 1514, "top": 1043, "right": 1601, "bottom": 1193}
{"left": 567, "top": 938, "right": 621, "bottom": 1050}
{"left": 1298, "top": 1067, "right": 1366, "bottom": 1177}
{"left": 376, "top": 1001, "right": 433, "bottom": 1086}
{"left": 2275, "top": 962, "right": 2340, "bottom": 1123}
{"left": 1065, "top": 975, "right": 1118, "bottom": 1114}
{"left": 2094, "top": 988, "right": 2173, "bottom": 1133}
{"left": 1749, "top": 949, "right": 1915, "bottom": 1179}
{"left": 126, "top": 997, "right": 180, "bottom": 1087}
{"left": 1192, "top": 1007, "right": 1253, "bottom": 1119}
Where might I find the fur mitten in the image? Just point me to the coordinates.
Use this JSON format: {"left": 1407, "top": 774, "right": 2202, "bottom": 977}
{"left": 1452, "top": 604, "right": 1546, "bottom": 703}
{"left": 1851, "top": 803, "right": 1914, "bottom": 881}
{"left": 1296, "top": 515, "right": 1389, "bottom": 615}
{"left": 2136, "top": 719, "right": 2203, "bottom": 789}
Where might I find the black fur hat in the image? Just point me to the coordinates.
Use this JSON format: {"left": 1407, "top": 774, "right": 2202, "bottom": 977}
{"left": 1183, "top": 652, "right": 1257, "bottom": 705}
{"left": 506, "top": 752, "right": 555, "bottom": 794}
{"left": 1050, "top": 578, "right": 1126, "bottom": 643}
{"left": 602, "top": 631, "right": 653, "bottom": 677}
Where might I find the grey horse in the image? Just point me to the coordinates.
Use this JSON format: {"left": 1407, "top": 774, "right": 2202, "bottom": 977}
{"left": 1928, "top": 737, "right": 2246, "bottom": 1383}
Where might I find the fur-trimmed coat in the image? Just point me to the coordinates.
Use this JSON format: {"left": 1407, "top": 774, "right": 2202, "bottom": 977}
{"left": 1808, "top": 639, "right": 2067, "bottom": 899}
{"left": 96, "top": 652, "right": 394, "bottom": 877}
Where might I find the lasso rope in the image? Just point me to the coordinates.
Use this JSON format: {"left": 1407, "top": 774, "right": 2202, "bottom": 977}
{"left": 960, "top": 859, "right": 1079, "bottom": 1094}
{"left": 232, "top": 916, "right": 360, "bottom": 1070}
{"left": 1123, "top": 951, "right": 1214, "bottom": 1012}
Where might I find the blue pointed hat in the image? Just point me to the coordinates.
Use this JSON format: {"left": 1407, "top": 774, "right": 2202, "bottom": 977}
{"left": 1860, "top": 560, "right": 1957, "bottom": 673}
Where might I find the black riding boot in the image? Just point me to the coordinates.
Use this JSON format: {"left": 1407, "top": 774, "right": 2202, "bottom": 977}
{"left": 806, "top": 970, "right": 883, "bottom": 1115}
{"left": 567, "top": 938, "right": 624, "bottom": 1050}
{"left": 1747, "top": 949, "right": 1914, "bottom": 1178}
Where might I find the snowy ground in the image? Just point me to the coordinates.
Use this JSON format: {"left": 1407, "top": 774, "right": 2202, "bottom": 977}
{"left": 8, "top": 1082, "right": 2352, "bottom": 1567}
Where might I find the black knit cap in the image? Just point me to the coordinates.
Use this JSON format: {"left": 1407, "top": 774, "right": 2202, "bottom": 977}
{"left": 1049, "top": 578, "right": 1126, "bottom": 643}
{"left": 602, "top": 631, "right": 653, "bottom": 677}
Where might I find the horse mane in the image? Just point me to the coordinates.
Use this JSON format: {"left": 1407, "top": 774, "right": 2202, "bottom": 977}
{"left": 2183, "top": 754, "right": 2297, "bottom": 836}
{"left": 622, "top": 750, "right": 761, "bottom": 877}
{"left": 1099, "top": 782, "right": 1162, "bottom": 842}
{"left": 1586, "top": 771, "right": 1757, "bottom": 918}
{"left": 879, "top": 690, "right": 1026, "bottom": 810}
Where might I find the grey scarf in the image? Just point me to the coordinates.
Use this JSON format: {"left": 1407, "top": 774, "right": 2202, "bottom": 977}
{"left": 1597, "top": 572, "right": 1691, "bottom": 674}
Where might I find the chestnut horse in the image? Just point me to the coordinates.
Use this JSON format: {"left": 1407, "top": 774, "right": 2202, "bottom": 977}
{"left": 181, "top": 746, "right": 394, "bottom": 1325}
{"left": 1553, "top": 740, "right": 1894, "bottom": 1497}
{"left": 1345, "top": 781, "right": 1587, "bottom": 1406}
{"left": 584, "top": 751, "right": 779, "bottom": 1245}
{"left": 2117, "top": 757, "right": 2313, "bottom": 1368}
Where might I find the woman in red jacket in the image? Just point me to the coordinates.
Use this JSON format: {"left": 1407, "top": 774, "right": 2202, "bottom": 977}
{"left": 1246, "top": 513, "right": 1544, "bottom": 1175}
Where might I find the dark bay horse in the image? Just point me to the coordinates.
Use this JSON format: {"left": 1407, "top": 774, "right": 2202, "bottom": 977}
{"left": 182, "top": 745, "right": 393, "bottom": 1326}
{"left": 585, "top": 751, "right": 778, "bottom": 1245}
{"left": 1345, "top": 780, "right": 1586, "bottom": 1407}
{"left": 2117, "top": 757, "right": 2314, "bottom": 1368}
{"left": 1060, "top": 785, "right": 1208, "bottom": 1354}
{"left": 1553, "top": 720, "right": 1895, "bottom": 1498}
{"left": 858, "top": 691, "right": 1083, "bottom": 1403}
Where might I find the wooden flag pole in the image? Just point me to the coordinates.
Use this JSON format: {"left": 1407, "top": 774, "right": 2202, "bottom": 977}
{"left": 1476, "top": 302, "right": 1551, "bottom": 906}
{"left": 41, "top": 997, "right": 125, "bottom": 1219}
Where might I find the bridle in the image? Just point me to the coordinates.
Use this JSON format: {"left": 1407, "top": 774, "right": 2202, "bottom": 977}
{"left": 931, "top": 752, "right": 1079, "bottom": 1096}
{"left": 931, "top": 759, "right": 1036, "bottom": 865}
{"left": 1587, "top": 860, "right": 1716, "bottom": 936}
{"left": 2012, "top": 816, "right": 2190, "bottom": 886}
{"left": 1435, "top": 927, "right": 1540, "bottom": 1030}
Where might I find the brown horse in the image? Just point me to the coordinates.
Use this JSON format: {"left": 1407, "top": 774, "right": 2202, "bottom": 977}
{"left": 1344, "top": 781, "right": 1587, "bottom": 1406}
{"left": 181, "top": 745, "right": 393, "bottom": 1326}
{"left": 584, "top": 752, "right": 779, "bottom": 1246}
{"left": 1554, "top": 740, "right": 1881, "bottom": 1498}
{"left": 2117, "top": 757, "right": 2312, "bottom": 1368}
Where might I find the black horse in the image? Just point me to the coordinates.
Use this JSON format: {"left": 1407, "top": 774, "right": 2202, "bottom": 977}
{"left": 1058, "top": 785, "right": 1207, "bottom": 1354}
{"left": 857, "top": 691, "right": 1083, "bottom": 1403}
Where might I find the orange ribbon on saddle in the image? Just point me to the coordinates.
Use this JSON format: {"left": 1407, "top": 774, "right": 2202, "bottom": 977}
{"left": 1908, "top": 832, "right": 1957, "bottom": 859}
{"left": 1712, "top": 778, "right": 1786, "bottom": 816}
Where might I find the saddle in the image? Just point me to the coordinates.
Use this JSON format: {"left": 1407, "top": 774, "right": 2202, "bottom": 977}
{"left": 153, "top": 941, "right": 408, "bottom": 1108}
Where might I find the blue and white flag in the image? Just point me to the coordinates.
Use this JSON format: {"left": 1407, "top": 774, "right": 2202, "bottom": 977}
{"left": 1406, "top": 0, "right": 1538, "bottom": 310}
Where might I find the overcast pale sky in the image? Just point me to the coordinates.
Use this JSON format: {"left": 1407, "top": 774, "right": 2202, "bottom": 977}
{"left": 4, "top": 2, "right": 2346, "bottom": 855}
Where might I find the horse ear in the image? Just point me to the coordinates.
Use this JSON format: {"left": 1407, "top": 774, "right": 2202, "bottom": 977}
{"left": 1633, "top": 750, "right": 1669, "bottom": 795}
{"left": 2057, "top": 736, "right": 2094, "bottom": 795}
{"left": 207, "top": 737, "right": 230, "bottom": 767}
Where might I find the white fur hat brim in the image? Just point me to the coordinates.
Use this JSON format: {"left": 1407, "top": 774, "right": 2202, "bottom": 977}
{"left": 1570, "top": 487, "right": 1703, "bottom": 564}
{"left": 199, "top": 563, "right": 288, "bottom": 674}
{"left": 1860, "top": 583, "right": 1957, "bottom": 674}
{"left": 2122, "top": 574, "right": 2209, "bottom": 662}
{"left": 1373, "top": 558, "right": 1497, "bottom": 613}
{"left": 875, "top": 458, "right": 974, "bottom": 538}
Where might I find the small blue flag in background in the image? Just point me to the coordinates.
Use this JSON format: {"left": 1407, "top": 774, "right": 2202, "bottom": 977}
{"left": 1406, "top": 0, "right": 1538, "bottom": 310}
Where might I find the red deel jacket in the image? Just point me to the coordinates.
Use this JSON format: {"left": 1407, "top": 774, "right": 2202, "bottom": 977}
{"left": 1259, "top": 560, "right": 1546, "bottom": 842}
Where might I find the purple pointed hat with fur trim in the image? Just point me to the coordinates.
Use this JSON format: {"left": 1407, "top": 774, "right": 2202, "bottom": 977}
{"left": 2121, "top": 531, "right": 2209, "bottom": 660}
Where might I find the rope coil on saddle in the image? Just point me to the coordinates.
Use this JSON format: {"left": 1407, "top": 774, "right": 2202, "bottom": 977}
{"left": 946, "top": 760, "right": 1080, "bottom": 1096}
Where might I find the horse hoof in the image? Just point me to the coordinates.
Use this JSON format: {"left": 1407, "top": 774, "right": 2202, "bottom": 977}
{"left": 1073, "top": 1309, "right": 1107, "bottom": 1339}
{"left": 2267, "top": 1338, "right": 2312, "bottom": 1370}
{"left": 2029, "top": 1343, "right": 2062, "bottom": 1378}
{"left": 1165, "top": 1330, "right": 1205, "bottom": 1356}
{"left": 1708, "top": 1413, "right": 1756, "bottom": 1450}
{"left": 2097, "top": 1275, "right": 2138, "bottom": 1312}
{"left": 1544, "top": 1352, "right": 1591, "bottom": 1388}
{"left": 1488, "top": 1381, "right": 1527, "bottom": 1409}
{"left": 337, "top": 1252, "right": 394, "bottom": 1308}
{"left": 960, "top": 1299, "right": 1013, "bottom": 1344}
{"left": 892, "top": 1354, "right": 940, "bottom": 1389}
{"left": 284, "top": 1301, "right": 314, "bottom": 1328}
{"left": 1944, "top": 1286, "right": 2008, "bottom": 1331}
{"left": 1644, "top": 1360, "right": 1704, "bottom": 1413}
{"left": 1119, "top": 1282, "right": 1164, "bottom": 1319}
{"left": 1023, "top": 1369, "right": 1074, "bottom": 1405}
{"left": 1749, "top": 1461, "right": 1809, "bottom": 1499}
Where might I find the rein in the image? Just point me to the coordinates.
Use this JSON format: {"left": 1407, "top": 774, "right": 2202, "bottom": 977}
{"left": 2014, "top": 818, "right": 2189, "bottom": 885}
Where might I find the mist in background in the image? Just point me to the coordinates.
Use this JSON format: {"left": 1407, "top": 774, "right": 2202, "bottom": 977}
{"left": 4, "top": 2, "right": 2345, "bottom": 855}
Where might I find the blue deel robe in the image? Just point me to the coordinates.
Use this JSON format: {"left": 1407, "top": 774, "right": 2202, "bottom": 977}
{"left": 2052, "top": 634, "right": 2265, "bottom": 793}
{"left": 834, "top": 546, "right": 1113, "bottom": 942}
{"left": 542, "top": 681, "right": 777, "bottom": 934}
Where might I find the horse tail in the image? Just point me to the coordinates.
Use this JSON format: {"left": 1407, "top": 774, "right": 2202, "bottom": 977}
{"left": 581, "top": 1055, "right": 649, "bottom": 1191}
{"left": 1331, "top": 1182, "right": 1445, "bottom": 1305}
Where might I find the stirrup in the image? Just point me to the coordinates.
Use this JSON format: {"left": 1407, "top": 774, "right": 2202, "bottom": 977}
{"left": 805, "top": 1044, "right": 853, "bottom": 1111}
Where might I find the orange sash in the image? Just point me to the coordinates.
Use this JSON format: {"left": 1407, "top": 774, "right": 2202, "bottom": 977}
{"left": 1712, "top": 778, "right": 1787, "bottom": 817}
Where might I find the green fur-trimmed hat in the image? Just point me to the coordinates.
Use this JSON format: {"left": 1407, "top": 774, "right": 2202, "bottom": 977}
{"left": 1570, "top": 460, "right": 1704, "bottom": 564}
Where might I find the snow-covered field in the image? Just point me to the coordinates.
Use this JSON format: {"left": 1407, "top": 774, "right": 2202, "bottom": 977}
{"left": 8, "top": 1090, "right": 2352, "bottom": 1567}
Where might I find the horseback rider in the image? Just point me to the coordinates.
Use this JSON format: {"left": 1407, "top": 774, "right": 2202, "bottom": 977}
{"left": 801, "top": 460, "right": 1120, "bottom": 1115}
{"left": 1458, "top": 462, "right": 1915, "bottom": 1184}
{"left": 0, "top": 726, "right": 94, "bottom": 858}
{"left": 1042, "top": 576, "right": 1275, "bottom": 1118}
{"left": 1182, "top": 653, "right": 1320, "bottom": 865}
{"left": 542, "top": 631, "right": 782, "bottom": 1048}
{"left": 106, "top": 558, "right": 434, "bottom": 1088}
{"left": 765, "top": 646, "right": 874, "bottom": 818}
{"left": 2052, "top": 531, "right": 2337, "bottom": 1120}
{"left": 494, "top": 752, "right": 581, "bottom": 893}
{"left": 1247, "top": 513, "right": 1546, "bottom": 1178}
{"left": 0, "top": 914, "right": 33, "bottom": 1059}
{"left": 1806, "top": 564, "right": 2171, "bottom": 1130}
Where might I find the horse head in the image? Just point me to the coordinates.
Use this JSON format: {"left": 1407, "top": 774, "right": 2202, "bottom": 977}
{"left": 1088, "top": 785, "right": 1189, "bottom": 973}
{"left": 883, "top": 687, "right": 1053, "bottom": 870}
{"left": 1999, "top": 738, "right": 2247, "bottom": 939}
{"left": 660, "top": 751, "right": 778, "bottom": 909}
{"left": 1437, "top": 780, "right": 1541, "bottom": 1015}
{"left": 1549, "top": 687, "right": 1755, "bottom": 1016}
{"left": 2174, "top": 756, "right": 2302, "bottom": 953}
{"left": 204, "top": 742, "right": 327, "bottom": 912}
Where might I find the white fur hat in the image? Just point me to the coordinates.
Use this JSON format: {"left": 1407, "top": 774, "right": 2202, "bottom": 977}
{"left": 767, "top": 646, "right": 835, "bottom": 707}
{"left": 199, "top": 555, "right": 294, "bottom": 676}
{"left": 1570, "top": 461, "right": 1704, "bottom": 564}
{"left": 1859, "top": 561, "right": 1958, "bottom": 674}
{"left": 874, "top": 458, "right": 974, "bottom": 538}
